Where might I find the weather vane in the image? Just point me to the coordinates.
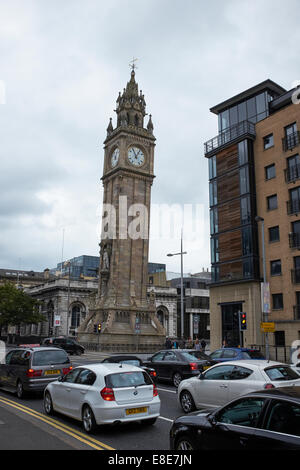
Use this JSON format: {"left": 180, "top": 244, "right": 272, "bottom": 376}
{"left": 129, "top": 57, "right": 138, "bottom": 71}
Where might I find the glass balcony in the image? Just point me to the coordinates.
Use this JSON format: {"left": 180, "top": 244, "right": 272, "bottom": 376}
{"left": 204, "top": 120, "right": 256, "bottom": 156}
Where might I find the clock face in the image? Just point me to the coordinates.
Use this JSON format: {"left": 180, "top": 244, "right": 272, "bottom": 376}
{"left": 128, "top": 146, "right": 145, "bottom": 167}
{"left": 111, "top": 148, "right": 120, "bottom": 168}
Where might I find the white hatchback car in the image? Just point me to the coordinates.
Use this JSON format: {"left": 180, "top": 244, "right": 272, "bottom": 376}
{"left": 178, "top": 360, "right": 300, "bottom": 413}
{"left": 44, "top": 363, "right": 160, "bottom": 433}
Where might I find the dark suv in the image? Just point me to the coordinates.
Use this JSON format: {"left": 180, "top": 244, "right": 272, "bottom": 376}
{"left": 43, "top": 337, "right": 85, "bottom": 356}
{"left": 0, "top": 347, "right": 72, "bottom": 398}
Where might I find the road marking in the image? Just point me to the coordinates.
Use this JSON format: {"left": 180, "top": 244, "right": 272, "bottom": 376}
{"left": 158, "top": 416, "right": 173, "bottom": 423}
{"left": 157, "top": 387, "right": 177, "bottom": 394}
{"left": 0, "top": 397, "right": 114, "bottom": 451}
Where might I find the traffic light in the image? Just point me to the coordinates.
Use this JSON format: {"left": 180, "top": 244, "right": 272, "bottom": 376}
{"left": 97, "top": 323, "right": 102, "bottom": 333}
{"left": 239, "top": 312, "right": 247, "bottom": 331}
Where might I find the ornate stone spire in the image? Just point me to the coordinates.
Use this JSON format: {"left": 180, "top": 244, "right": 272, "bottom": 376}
{"left": 115, "top": 69, "right": 147, "bottom": 129}
{"left": 106, "top": 117, "right": 113, "bottom": 136}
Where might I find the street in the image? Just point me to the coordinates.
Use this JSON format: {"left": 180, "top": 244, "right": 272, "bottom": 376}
{"left": 0, "top": 351, "right": 182, "bottom": 451}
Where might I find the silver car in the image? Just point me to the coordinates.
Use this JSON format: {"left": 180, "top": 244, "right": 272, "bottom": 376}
{"left": 178, "top": 360, "right": 300, "bottom": 413}
{"left": 0, "top": 347, "right": 72, "bottom": 398}
{"left": 44, "top": 363, "right": 161, "bottom": 433}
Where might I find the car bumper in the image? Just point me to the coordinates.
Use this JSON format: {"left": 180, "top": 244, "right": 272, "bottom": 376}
{"left": 24, "top": 377, "right": 61, "bottom": 392}
{"left": 93, "top": 398, "right": 161, "bottom": 425}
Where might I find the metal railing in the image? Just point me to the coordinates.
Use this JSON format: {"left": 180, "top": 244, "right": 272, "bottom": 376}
{"left": 285, "top": 163, "right": 300, "bottom": 183}
{"left": 293, "top": 305, "right": 300, "bottom": 321}
{"left": 287, "top": 198, "right": 300, "bottom": 215}
{"left": 204, "top": 120, "right": 256, "bottom": 155}
{"left": 289, "top": 232, "right": 300, "bottom": 249}
{"left": 282, "top": 131, "right": 300, "bottom": 152}
{"left": 291, "top": 268, "right": 300, "bottom": 284}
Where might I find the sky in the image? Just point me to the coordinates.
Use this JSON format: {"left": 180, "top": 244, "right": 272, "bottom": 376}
{"left": 0, "top": 0, "right": 300, "bottom": 275}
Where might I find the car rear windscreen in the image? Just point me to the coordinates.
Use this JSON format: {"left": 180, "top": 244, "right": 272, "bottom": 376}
{"left": 106, "top": 371, "right": 152, "bottom": 388}
{"left": 265, "top": 366, "right": 300, "bottom": 381}
{"left": 32, "top": 350, "right": 70, "bottom": 366}
{"left": 243, "top": 350, "right": 265, "bottom": 359}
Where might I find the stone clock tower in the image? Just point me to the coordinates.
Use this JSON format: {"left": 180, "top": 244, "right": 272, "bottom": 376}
{"left": 78, "top": 68, "right": 165, "bottom": 350}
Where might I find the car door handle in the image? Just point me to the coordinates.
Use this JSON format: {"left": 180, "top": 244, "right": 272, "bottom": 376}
{"left": 66, "top": 388, "right": 71, "bottom": 392}
{"left": 220, "top": 384, "right": 228, "bottom": 388}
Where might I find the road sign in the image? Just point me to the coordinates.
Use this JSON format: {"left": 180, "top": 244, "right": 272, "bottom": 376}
{"left": 260, "top": 322, "right": 275, "bottom": 333}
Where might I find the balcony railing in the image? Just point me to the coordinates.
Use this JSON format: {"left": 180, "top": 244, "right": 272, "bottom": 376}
{"left": 291, "top": 268, "right": 300, "bottom": 284}
{"left": 287, "top": 198, "right": 300, "bottom": 215}
{"left": 204, "top": 120, "right": 256, "bottom": 156}
{"left": 293, "top": 305, "right": 300, "bottom": 320}
{"left": 289, "top": 232, "right": 300, "bottom": 249}
{"left": 282, "top": 131, "right": 300, "bottom": 152}
{"left": 285, "top": 164, "right": 300, "bottom": 183}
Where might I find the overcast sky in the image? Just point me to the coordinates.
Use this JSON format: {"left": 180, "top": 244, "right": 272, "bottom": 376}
{"left": 0, "top": 0, "right": 300, "bottom": 275}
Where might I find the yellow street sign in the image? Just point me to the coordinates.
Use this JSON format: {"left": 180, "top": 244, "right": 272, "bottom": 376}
{"left": 260, "top": 322, "right": 275, "bottom": 333}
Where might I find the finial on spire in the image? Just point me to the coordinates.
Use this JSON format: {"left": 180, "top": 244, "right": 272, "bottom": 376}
{"left": 129, "top": 57, "right": 138, "bottom": 72}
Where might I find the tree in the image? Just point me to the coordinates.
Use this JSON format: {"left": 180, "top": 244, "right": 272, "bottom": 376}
{"left": 0, "top": 282, "right": 44, "bottom": 335}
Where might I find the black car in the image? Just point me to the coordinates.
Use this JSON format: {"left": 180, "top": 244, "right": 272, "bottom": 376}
{"left": 101, "top": 355, "right": 157, "bottom": 382}
{"left": 144, "top": 350, "right": 214, "bottom": 387}
{"left": 43, "top": 337, "right": 85, "bottom": 356}
{"left": 170, "top": 386, "right": 300, "bottom": 450}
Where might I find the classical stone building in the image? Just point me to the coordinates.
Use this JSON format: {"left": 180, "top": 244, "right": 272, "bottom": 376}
{"left": 78, "top": 68, "right": 166, "bottom": 350}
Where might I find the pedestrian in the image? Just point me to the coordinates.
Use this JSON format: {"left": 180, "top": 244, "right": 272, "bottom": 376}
{"left": 201, "top": 339, "right": 206, "bottom": 352}
{"left": 194, "top": 338, "right": 201, "bottom": 351}
{"left": 165, "top": 337, "right": 172, "bottom": 349}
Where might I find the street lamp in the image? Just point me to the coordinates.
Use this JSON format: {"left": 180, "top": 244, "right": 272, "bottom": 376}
{"left": 64, "top": 260, "right": 71, "bottom": 337}
{"left": 255, "top": 216, "right": 269, "bottom": 360}
{"left": 167, "top": 233, "right": 187, "bottom": 340}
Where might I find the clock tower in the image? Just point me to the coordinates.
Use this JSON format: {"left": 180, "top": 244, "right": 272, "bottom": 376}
{"left": 78, "top": 68, "right": 165, "bottom": 349}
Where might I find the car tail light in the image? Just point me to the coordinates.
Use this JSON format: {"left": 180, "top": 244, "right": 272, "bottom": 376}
{"left": 189, "top": 362, "right": 198, "bottom": 371}
{"left": 26, "top": 369, "right": 42, "bottom": 378}
{"left": 150, "top": 370, "right": 157, "bottom": 378}
{"left": 153, "top": 384, "right": 158, "bottom": 397}
{"left": 62, "top": 366, "right": 73, "bottom": 375}
{"left": 100, "top": 387, "right": 115, "bottom": 401}
{"left": 264, "top": 383, "right": 275, "bottom": 389}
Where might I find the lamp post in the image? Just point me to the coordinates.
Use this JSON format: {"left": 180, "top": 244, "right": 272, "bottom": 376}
{"left": 255, "top": 216, "right": 269, "bottom": 360}
{"left": 167, "top": 233, "right": 187, "bottom": 340}
{"left": 64, "top": 260, "right": 71, "bottom": 337}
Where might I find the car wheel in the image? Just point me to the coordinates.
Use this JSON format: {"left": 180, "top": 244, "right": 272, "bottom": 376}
{"left": 175, "top": 434, "right": 198, "bottom": 450}
{"left": 82, "top": 405, "right": 97, "bottom": 433}
{"left": 44, "top": 392, "right": 55, "bottom": 415}
{"left": 180, "top": 390, "right": 196, "bottom": 413}
{"left": 172, "top": 372, "right": 183, "bottom": 388}
{"left": 16, "top": 380, "right": 26, "bottom": 399}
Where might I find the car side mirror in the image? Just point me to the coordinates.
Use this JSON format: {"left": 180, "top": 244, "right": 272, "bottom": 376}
{"left": 58, "top": 376, "right": 64, "bottom": 382}
{"left": 208, "top": 414, "right": 217, "bottom": 426}
{"left": 147, "top": 357, "right": 152, "bottom": 362}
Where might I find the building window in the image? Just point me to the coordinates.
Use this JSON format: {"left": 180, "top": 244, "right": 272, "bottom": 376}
{"left": 242, "top": 227, "right": 253, "bottom": 255}
{"left": 284, "top": 122, "right": 299, "bottom": 151}
{"left": 263, "top": 134, "right": 274, "bottom": 150}
{"left": 269, "top": 226, "right": 280, "bottom": 242}
{"left": 265, "top": 164, "right": 276, "bottom": 180}
{"left": 267, "top": 194, "right": 278, "bottom": 211}
{"left": 240, "top": 196, "right": 251, "bottom": 224}
{"left": 239, "top": 167, "right": 249, "bottom": 194}
{"left": 209, "top": 155, "right": 217, "bottom": 179}
{"left": 210, "top": 208, "right": 218, "bottom": 235}
{"left": 238, "top": 140, "right": 248, "bottom": 166}
{"left": 209, "top": 180, "right": 218, "bottom": 206}
{"left": 270, "top": 259, "right": 282, "bottom": 276}
{"left": 286, "top": 154, "right": 300, "bottom": 182}
{"left": 272, "top": 293, "right": 283, "bottom": 310}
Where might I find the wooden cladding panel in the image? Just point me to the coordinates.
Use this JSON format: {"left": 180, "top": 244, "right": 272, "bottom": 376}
{"left": 217, "top": 171, "right": 240, "bottom": 203}
{"left": 219, "top": 230, "right": 242, "bottom": 262}
{"left": 216, "top": 144, "right": 239, "bottom": 176}
{"left": 220, "top": 260, "right": 243, "bottom": 281}
{"left": 218, "top": 199, "right": 241, "bottom": 232}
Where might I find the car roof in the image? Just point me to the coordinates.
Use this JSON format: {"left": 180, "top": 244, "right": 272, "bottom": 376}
{"left": 75, "top": 363, "right": 145, "bottom": 374}
{"left": 209, "top": 360, "right": 288, "bottom": 369}
{"left": 15, "top": 346, "right": 67, "bottom": 353}
{"left": 103, "top": 355, "right": 141, "bottom": 361}
{"left": 249, "top": 386, "right": 300, "bottom": 402}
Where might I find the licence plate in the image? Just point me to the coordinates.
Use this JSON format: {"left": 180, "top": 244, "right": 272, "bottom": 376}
{"left": 45, "top": 370, "right": 60, "bottom": 375}
{"left": 126, "top": 407, "right": 147, "bottom": 415}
